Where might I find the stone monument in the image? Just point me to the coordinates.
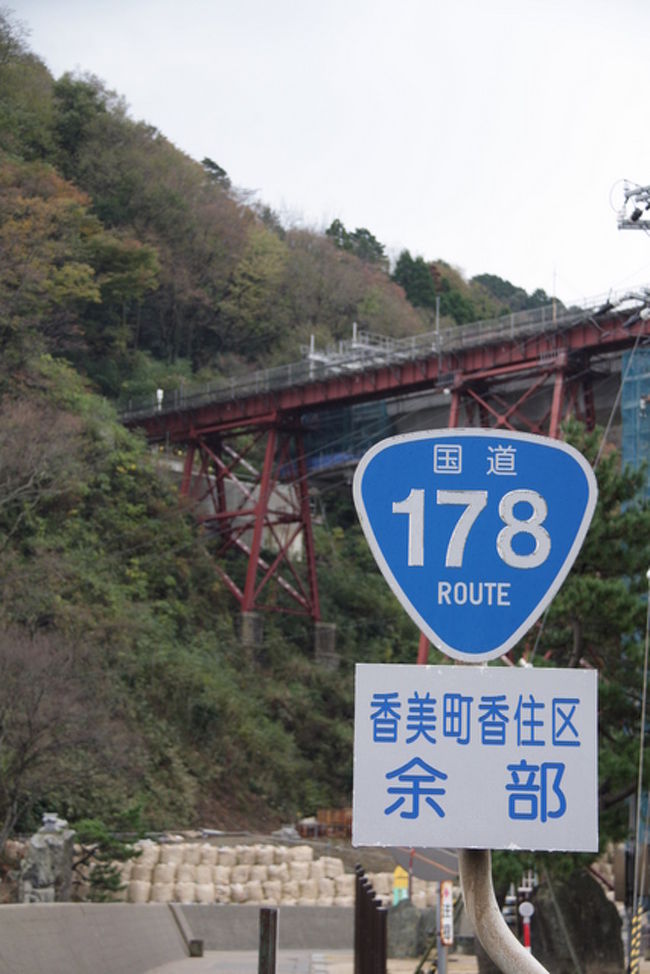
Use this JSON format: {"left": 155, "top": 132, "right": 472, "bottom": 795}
{"left": 18, "top": 813, "right": 76, "bottom": 903}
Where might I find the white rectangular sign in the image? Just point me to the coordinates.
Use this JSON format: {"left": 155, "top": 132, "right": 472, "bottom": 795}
{"left": 353, "top": 664, "right": 598, "bottom": 852}
{"left": 440, "top": 880, "right": 454, "bottom": 946}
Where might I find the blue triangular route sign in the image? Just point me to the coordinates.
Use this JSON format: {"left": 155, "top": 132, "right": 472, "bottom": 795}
{"left": 353, "top": 429, "right": 598, "bottom": 662}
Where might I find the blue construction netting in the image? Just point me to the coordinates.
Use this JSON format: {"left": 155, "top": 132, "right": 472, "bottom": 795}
{"left": 621, "top": 348, "right": 650, "bottom": 499}
{"left": 301, "top": 401, "right": 394, "bottom": 472}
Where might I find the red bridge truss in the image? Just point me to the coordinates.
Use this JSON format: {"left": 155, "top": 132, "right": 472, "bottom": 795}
{"left": 123, "top": 290, "right": 650, "bottom": 623}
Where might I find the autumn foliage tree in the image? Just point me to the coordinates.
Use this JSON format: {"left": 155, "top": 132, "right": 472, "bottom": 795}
{"left": 0, "top": 158, "right": 100, "bottom": 350}
{"left": 0, "top": 155, "right": 158, "bottom": 369}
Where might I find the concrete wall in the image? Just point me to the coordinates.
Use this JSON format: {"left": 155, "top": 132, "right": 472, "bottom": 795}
{"left": 0, "top": 903, "right": 187, "bottom": 974}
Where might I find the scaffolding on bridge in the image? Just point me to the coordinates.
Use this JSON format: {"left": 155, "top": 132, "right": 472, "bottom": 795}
{"left": 622, "top": 348, "right": 650, "bottom": 499}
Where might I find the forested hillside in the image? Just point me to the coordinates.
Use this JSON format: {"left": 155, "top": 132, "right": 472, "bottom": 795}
{"left": 0, "top": 8, "right": 648, "bottom": 864}
{"left": 0, "top": 9, "right": 556, "bottom": 398}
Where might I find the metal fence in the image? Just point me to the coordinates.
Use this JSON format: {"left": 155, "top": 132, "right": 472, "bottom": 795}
{"left": 120, "top": 287, "right": 650, "bottom": 422}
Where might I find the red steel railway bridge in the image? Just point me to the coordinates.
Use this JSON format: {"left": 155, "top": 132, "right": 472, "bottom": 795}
{"left": 122, "top": 288, "right": 650, "bottom": 634}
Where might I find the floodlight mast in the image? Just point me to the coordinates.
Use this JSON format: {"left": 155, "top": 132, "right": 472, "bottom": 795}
{"left": 618, "top": 182, "right": 650, "bottom": 230}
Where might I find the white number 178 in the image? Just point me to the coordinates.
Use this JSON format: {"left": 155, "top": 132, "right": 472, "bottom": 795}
{"left": 391, "top": 488, "right": 550, "bottom": 570}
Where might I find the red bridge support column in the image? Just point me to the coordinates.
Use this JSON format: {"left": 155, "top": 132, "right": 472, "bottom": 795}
{"left": 548, "top": 367, "right": 566, "bottom": 439}
{"left": 444, "top": 353, "right": 597, "bottom": 439}
{"left": 180, "top": 422, "right": 321, "bottom": 622}
{"left": 242, "top": 428, "right": 277, "bottom": 613}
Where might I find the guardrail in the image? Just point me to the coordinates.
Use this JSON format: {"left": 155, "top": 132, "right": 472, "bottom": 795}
{"left": 120, "top": 286, "right": 650, "bottom": 422}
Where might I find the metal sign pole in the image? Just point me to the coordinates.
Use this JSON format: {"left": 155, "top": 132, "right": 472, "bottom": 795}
{"left": 459, "top": 850, "right": 549, "bottom": 974}
{"left": 258, "top": 907, "right": 278, "bottom": 974}
{"left": 436, "top": 884, "right": 447, "bottom": 974}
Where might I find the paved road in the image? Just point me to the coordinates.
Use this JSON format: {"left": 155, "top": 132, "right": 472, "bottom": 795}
{"left": 0, "top": 902, "right": 645, "bottom": 973}
{"left": 146, "top": 949, "right": 480, "bottom": 974}
{"left": 148, "top": 947, "right": 650, "bottom": 974}
{"left": 148, "top": 949, "right": 323, "bottom": 973}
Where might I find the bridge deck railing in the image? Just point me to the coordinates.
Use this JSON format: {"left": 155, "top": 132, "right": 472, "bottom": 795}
{"left": 120, "top": 287, "right": 648, "bottom": 422}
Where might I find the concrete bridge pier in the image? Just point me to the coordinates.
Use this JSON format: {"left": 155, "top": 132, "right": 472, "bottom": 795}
{"left": 240, "top": 613, "right": 337, "bottom": 668}
{"left": 240, "top": 611, "right": 264, "bottom": 652}
{"left": 314, "top": 622, "right": 338, "bottom": 669}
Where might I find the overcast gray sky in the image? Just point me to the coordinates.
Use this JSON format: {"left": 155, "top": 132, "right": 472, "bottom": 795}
{"left": 11, "top": 0, "right": 650, "bottom": 305}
